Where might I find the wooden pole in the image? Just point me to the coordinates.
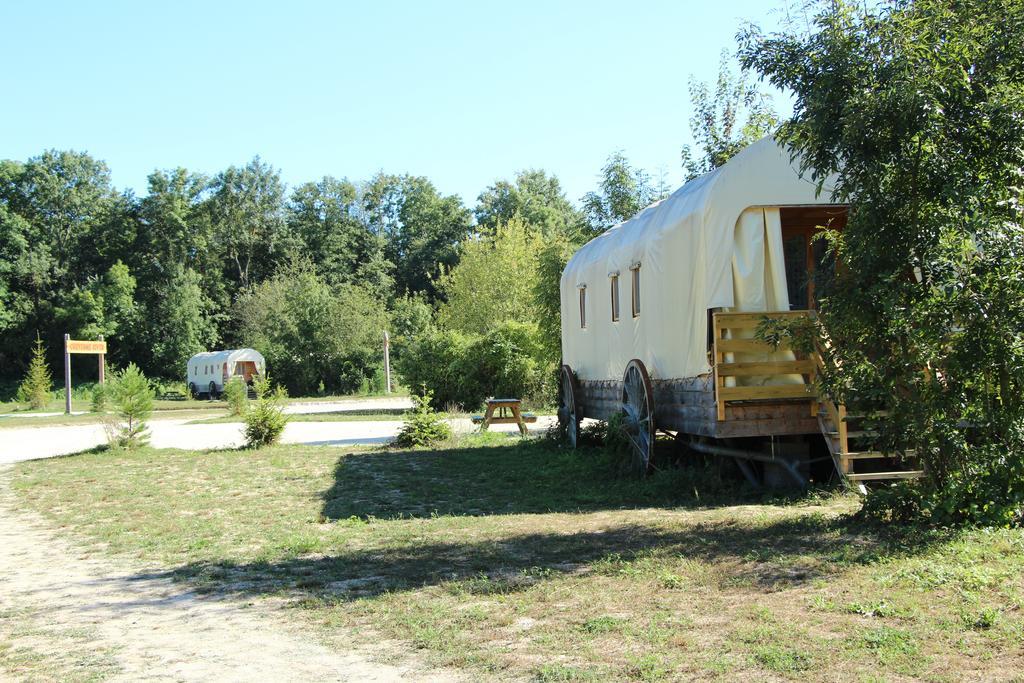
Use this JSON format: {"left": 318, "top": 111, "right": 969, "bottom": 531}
{"left": 383, "top": 330, "right": 392, "bottom": 394}
{"left": 98, "top": 334, "right": 105, "bottom": 385}
{"left": 63, "top": 333, "right": 72, "bottom": 415}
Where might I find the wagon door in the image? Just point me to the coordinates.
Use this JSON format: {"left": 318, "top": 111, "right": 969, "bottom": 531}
{"left": 779, "top": 206, "right": 847, "bottom": 310}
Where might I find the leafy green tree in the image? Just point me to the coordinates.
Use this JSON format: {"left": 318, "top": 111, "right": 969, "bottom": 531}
{"left": 146, "top": 267, "right": 219, "bottom": 378}
{"left": 388, "top": 293, "right": 435, "bottom": 362}
{"left": 137, "top": 168, "right": 213, "bottom": 271}
{"left": 397, "top": 322, "right": 551, "bottom": 410}
{"left": 437, "top": 216, "right": 544, "bottom": 336}
{"left": 475, "top": 170, "right": 582, "bottom": 237}
{"left": 533, "top": 233, "right": 580, "bottom": 363}
{"left": 244, "top": 375, "right": 288, "bottom": 448}
{"left": 106, "top": 363, "right": 154, "bottom": 449}
{"left": 741, "top": 0, "right": 1024, "bottom": 525}
{"left": 234, "top": 260, "right": 387, "bottom": 395}
{"left": 56, "top": 260, "right": 137, "bottom": 345}
{"left": 0, "top": 151, "right": 128, "bottom": 372}
{"left": 17, "top": 335, "right": 52, "bottom": 410}
{"left": 680, "top": 51, "right": 779, "bottom": 181}
{"left": 288, "top": 177, "right": 395, "bottom": 298}
{"left": 361, "top": 173, "right": 472, "bottom": 298}
{"left": 581, "top": 152, "right": 665, "bottom": 233}
{"left": 207, "top": 157, "right": 289, "bottom": 289}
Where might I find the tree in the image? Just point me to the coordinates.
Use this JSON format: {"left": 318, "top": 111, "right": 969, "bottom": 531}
{"left": 207, "top": 157, "right": 289, "bottom": 290}
{"left": 244, "top": 375, "right": 289, "bottom": 448}
{"left": 475, "top": 170, "right": 581, "bottom": 237}
{"left": 56, "top": 260, "right": 137, "bottom": 346}
{"left": 0, "top": 151, "right": 127, "bottom": 372}
{"left": 740, "top": 0, "right": 1024, "bottom": 526}
{"left": 223, "top": 376, "right": 248, "bottom": 416}
{"left": 361, "top": 173, "right": 473, "bottom": 298}
{"left": 146, "top": 267, "right": 219, "bottom": 378}
{"left": 394, "top": 390, "right": 451, "bottom": 448}
{"left": 17, "top": 335, "right": 52, "bottom": 410}
{"left": 581, "top": 152, "right": 665, "bottom": 233}
{"left": 680, "top": 51, "right": 779, "bottom": 181}
{"left": 288, "top": 177, "right": 394, "bottom": 298}
{"left": 437, "top": 216, "right": 544, "bottom": 336}
{"left": 533, "top": 233, "right": 579, "bottom": 363}
{"left": 106, "top": 363, "right": 154, "bottom": 449}
{"left": 234, "top": 260, "right": 387, "bottom": 396}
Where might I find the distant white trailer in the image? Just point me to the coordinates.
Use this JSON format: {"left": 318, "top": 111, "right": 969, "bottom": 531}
{"left": 187, "top": 348, "right": 265, "bottom": 398}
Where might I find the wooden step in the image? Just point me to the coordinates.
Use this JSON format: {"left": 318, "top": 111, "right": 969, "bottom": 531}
{"left": 843, "top": 451, "right": 889, "bottom": 460}
{"left": 824, "top": 430, "right": 878, "bottom": 439}
{"left": 840, "top": 449, "right": 918, "bottom": 459}
{"left": 846, "top": 470, "right": 924, "bottom": 481}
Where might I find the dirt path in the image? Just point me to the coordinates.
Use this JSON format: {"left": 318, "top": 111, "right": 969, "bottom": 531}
{"left": 0, "top": 466, "right": 461, "bottom": 682}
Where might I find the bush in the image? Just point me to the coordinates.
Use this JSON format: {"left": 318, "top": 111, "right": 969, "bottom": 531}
{"left": 90, "top": 383, "right": 108, "bottom": 413}
{"left": 244, "top": 375, "right": 289, "bottom": 448}
{"left": 397, "top": 321, "right": 554, "bottom": 411}
{"left": 17, "top": 336, "right": 52, "bottom": 410}
{"left": 394, "top": 390, "right": 452, "bottom": 448}
{"left": 396, "top": 329, "right": 476, "bottom": 407}
{"left": 223, "top": 376, "right": 248, "bottom": 416}
{"left": 105, "top": 363, "right": 154, "bottom": 449}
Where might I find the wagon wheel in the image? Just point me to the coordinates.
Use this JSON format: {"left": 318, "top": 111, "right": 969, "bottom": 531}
{"left": 621, "top": 359, "right": 655, "bottom": 475}
{"left": 558, "top": 365, "right": 581, "bottom": 448}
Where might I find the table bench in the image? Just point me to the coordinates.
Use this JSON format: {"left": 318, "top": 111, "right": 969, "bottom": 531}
{"left": 471, "top": 398, "right": 537, "bottom": 436}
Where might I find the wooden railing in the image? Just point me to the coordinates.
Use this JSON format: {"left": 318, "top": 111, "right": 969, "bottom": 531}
{"left": 712, "top": 311, "right": 817, "bottom": 421}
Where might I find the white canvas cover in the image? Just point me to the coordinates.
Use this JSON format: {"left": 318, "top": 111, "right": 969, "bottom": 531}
{"left": 187, "top": 348, "right": 265, "bottom": 387}
{"left": 560, "top": 137, "right": 836, "bottom": 382}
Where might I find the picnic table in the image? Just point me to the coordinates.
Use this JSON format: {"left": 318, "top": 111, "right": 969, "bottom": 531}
{"left": 471, "top": 398, "right": 537, "bottom": 436}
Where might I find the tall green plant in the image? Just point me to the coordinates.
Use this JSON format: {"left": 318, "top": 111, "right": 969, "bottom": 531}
{"left": 244, "top": 375, "right": 288, "bottom": 448}
{"left": 223, "top": 376, "right": 248, "bottom": 416}
{"left": 741, "top": 0, "right": 1024, "bottom": 526}
{"left": 394, "top": 390, "right": 452, "bottom": 448}
{"left": 107, "top": 363, "right": 154, "bottom": 449}
{"left": 17, "top": 335, "right": 52, "bottom": 410}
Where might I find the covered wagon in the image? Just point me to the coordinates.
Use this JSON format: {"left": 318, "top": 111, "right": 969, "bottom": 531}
{"left": 558, "top": 138, "right": 919, "bottom": 487}
{"left": 187, "top": 348, "right": 265, "bottom": 398}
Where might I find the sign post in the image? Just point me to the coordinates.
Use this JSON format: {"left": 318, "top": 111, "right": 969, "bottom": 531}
{"left": 63, "top": 336, "right": 110, "bottom": 415}
{"left": 383, "top": 330, "right": 392, "bottom": 395}
{"left": 64, "top": 334, "right": 72, "bottom": 415}
{"left": 98, "top": 335, "right": 105, "bottom": 385}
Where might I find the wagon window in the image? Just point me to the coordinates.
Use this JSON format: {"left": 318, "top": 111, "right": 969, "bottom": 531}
{"left": 579, "top": 287, "right": 587, "bottom": 329}
{"left": 630, "top": 263, "right": 641, "bottom": 317}
{"left": 610, "top": 275, "right": 620, "bottom": 322}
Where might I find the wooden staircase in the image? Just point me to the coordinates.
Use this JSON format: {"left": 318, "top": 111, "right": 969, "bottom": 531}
{"left": 816, "top": 398, "right": 924, "bottom": 492}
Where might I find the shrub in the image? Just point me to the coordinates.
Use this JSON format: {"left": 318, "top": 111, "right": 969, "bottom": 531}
{"left": 394, "top": 390, "right": 452, "bottom": 448}
{"left": 90, "top": 383, "right": 108, "bottom": 413}
{"left": 244, "top": 375, "right": 289, "bottom": 448}
{"left": 223, "top": 376, "right": 248, "bottom": 416}
{"left": 397, "top": 322, "right": 554, "bottom": 410}
{"left": 106, "top": 363, "right": 154, "bottom": 449}
{"left": 18, "top": 335, "right": 52, "bottom": 410}
{"left": 396, "top": 329, "right": 476, "bottom": 408}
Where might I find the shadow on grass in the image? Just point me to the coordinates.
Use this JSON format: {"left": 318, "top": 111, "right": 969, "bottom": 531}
{"left": 143, "top": 513, "right": 950, "bottom": 605}
{"left": 319, "top": 437, "right": 794, "bottom": 520}
{"left": 120, "top": 439, "right": 953, "bottom": 605}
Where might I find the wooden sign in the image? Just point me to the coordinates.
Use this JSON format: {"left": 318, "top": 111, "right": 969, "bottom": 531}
{"left": 66, "top": 339, "right": 108, "bottom": 354}
{"left": 63, "top": 334, "right": 107, "bottom": 414}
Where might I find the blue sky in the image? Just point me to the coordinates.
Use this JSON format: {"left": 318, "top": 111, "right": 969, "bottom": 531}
{"left": 1, "top": 0, "right": 792, "bottom": 206}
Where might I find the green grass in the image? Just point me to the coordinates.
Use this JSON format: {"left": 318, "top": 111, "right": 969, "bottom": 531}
{"left": 0, "top": 407, "right": 228, "bottom": 429}
{"left": 11, "top": 436, "right": 1024, "bottom": 681}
